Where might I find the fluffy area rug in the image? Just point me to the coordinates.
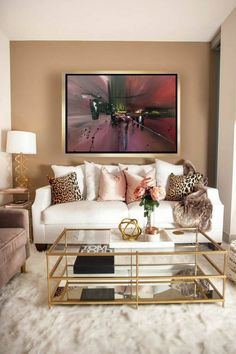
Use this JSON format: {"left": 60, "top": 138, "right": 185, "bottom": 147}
{"left": 1, "top": 245, "right": 236, "bottom": 354}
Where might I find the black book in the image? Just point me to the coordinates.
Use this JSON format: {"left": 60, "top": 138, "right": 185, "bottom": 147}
{"left": 73, "top": 255, "right": 114, "bottom": 274}
{"left": 81, "top": 288, "right": 114, "bottom": 301}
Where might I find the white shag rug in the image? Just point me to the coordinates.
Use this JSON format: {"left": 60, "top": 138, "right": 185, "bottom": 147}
{"left": 1, "top": 245, "right": 236, "bottom": 354}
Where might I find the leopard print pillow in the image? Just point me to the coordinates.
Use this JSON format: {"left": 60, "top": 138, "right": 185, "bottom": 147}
{"left": 48, "top": 172, "right": 83, "bottom": 205}
{"left": 166, "top": 172, "right": 204, "bottom": 201}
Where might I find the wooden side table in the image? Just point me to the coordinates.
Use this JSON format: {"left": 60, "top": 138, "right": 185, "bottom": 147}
{"left": 0, "top": 187, "right": 33, "bottom": 242}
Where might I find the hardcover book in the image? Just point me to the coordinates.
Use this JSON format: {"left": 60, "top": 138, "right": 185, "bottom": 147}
{"left": 73, "top": 254, "right": 114, "bottom": 274}
{"left": 81, "top": 288, "right": 114, "bottom": 301}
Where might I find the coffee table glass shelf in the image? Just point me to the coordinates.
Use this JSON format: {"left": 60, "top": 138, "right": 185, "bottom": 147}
{"left": 46, "top": 227, "right": 227, "bottom": 307}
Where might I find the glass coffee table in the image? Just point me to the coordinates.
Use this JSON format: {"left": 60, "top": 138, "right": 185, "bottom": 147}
{"left": 46, "top": 227, "right": 227, "bottom": 307}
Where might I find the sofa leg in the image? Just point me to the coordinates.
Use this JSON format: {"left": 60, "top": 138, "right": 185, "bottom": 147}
{"left": 35, "top": 243, "right": 48, "bottom": 252}
{"left": 21, "top": 263, "right": 26, "bottom": 273}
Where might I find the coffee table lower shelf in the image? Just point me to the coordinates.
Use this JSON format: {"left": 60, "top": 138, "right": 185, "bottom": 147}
{"left": 47, "top": 269, "right": 225, "bottom": 307}
{"left": 46, "top": 227, "right": 227, "bottom": 308}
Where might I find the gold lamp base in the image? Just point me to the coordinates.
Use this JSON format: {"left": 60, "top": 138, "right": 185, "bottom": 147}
{"left": 14, "top": 153, "right": 29, "bottom": 188}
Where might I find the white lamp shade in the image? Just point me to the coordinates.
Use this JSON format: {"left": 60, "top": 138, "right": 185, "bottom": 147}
{"left": 6, "top": 131, "right": 37, "bottom": 154}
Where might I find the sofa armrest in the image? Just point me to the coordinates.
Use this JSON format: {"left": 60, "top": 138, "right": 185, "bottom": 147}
{"left": 206, "top": 187, "right": 223, "bottom": 204}
{"left": 206, "top": 187, "right": 224, "bottom": 242}
{"left": 32, "top": 185, "right": 51, "bottom": 243}
{"left": 0, "top": 209, "right": 30, "bottom": 258}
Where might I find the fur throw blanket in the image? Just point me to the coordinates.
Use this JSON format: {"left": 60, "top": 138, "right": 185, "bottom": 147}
{"left": 173, "top": 185, "right": 212, "bottom": 231}
{"left": 173, "top": 161, "right": 212, "bottom": 231}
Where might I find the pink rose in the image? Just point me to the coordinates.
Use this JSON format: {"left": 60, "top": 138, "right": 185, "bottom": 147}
{"left": 134, "top": 186, "right": 146, "bottom": 199}
{"left": 150, "top": 186, "right": 166, "bottom": 201}
{"left": 140, "top": 177, "right": 155, "bottom": 189}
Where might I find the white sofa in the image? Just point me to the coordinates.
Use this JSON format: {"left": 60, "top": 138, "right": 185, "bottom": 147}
{"left": 32, "top": 161, "right": 224, "bottom": 249}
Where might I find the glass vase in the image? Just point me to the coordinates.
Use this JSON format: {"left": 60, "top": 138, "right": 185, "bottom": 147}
{"left": 145, "top": 211, "right": 159, "bottom": 237}
{"left": 145, "top": 211, "right": 153, "bottom": 234}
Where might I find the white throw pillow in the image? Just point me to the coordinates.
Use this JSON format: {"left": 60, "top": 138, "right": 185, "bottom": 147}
{"left": 85, "top": 161, "right": 119, "bottom": 200}
{"left": 119, "top": 163, "right": 155, "bottom": 176}
{"left": 155, "top": 159, "right": 183, "bottom": 191}
{"left": 51, "top": 165, "right": 86, "bottom": 198}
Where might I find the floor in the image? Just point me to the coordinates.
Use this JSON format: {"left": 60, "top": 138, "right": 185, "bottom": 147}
{"left": 0, "top": 245, "right": 236, "bottom": 354}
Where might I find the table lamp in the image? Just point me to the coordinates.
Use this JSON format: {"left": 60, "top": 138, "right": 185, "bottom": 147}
{"left": 6, "top": 130, "right": 37, "bottom": 188}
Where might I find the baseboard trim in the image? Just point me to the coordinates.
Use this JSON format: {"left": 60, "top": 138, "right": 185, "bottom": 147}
{"left": 223, "top": 232, "right": 236, "bottom": 243}
{"left": 223, "top": 232, "right": 230, "bottom": 243}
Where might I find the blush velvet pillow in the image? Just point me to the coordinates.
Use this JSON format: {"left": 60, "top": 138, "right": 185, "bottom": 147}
{"left": 124, "top": 169, "right": 156, "bottom": 204}
{"left": 85, "top": 161, "right": 119, "bottom": 200}
{"left": 98, "top": 167, "right": 126, "bottom": 201}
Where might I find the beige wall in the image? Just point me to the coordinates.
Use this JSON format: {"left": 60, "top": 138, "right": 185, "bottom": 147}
{"left": 10, "top": 41, "right": 213, "bottom": 190}
{"left": 0, "top": 30, "right": 12, "bottom": 204}
{"left": 217, "top": 8, "right": 236, "bottom": 239}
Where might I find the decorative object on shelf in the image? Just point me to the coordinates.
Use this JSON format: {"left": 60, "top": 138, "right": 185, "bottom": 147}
{"left": 172, "top": 230, "right": 185, "bottom": 235}
{"left": 146, "top": 230, "right": 161, "bottom": 242}
{"left": 134, "top": 177, "right": 166, "bottom": 234}
{"left": 118, "top": 218, "right": 142, "bottom": 241}
{"left": 145, "top": 226, "right": 161, "bottom": 242}
{"left": 64, "top": 72, "right": 179, "bottom": 155}
{"left": 6, "top": 130, "right": 37, "bottom": 188}
{"left": 227, "top": 240, "right": 236, "bottom": 282}
{"left": 171, "top": 268, "right": 211, "bottom": 298}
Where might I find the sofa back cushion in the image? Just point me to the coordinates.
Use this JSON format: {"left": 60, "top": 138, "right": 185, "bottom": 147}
{"left": 119, "top": 163, "right": 155, "bottom": 176}
{"left": 51, "top": 164, "right": 86, "bottom": 198}
{"left": 98, "top": 167, "right": 126, "bottom": 201}
{"left": 48, "top": 172, "right": 83, "bottom": 205}
{"left": 85, "top": 161, "right": 119, "bottom": 201}
{"left": 124, "top": 169, "right": 156, "bottom": 204}
{"left": 165, "top": 173, "right": 204, "bottom": 201}
{"left": 155, "top": 159, "right": 183, "bottom": 192}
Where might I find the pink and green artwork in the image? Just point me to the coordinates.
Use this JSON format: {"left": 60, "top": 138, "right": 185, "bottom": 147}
{"left": 65, "top": 73, "right": 178, "bottom": 154}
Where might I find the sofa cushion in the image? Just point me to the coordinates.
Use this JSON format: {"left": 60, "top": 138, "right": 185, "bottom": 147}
{"left": 155, "top": 159, "right": 183, "bottom": 191}
{"left": 128, "top": 200, "right": 176, "bottom": 225}
{"left": 98, "top": 167, "right": 126, "bottom": 201}
{"left": 165, "top": 173, "right": 204, "bottom": 201}
{"left": 119, "top": 163, "right": 155, "bottom": 175}
{"left": 124, "top": 169, "right": 156, "bottom": 204}
{"left": 51, "top": 164, "right": 86, "bottom": 198}
{"left": 42, "top": 200, "right": 128, "bottom": 225}
{"left": 85, "top": 161, "right": 119, "bottom": 201}
{"left": 0, "top": 228, "right": 27, "bottom": 267}
{"left": 48, "top": 172, "right": 83, "bottom": 205}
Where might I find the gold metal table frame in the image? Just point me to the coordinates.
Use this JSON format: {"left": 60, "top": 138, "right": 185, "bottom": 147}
{"left": 46, "top": 227, "right": 227, "bottom": 308}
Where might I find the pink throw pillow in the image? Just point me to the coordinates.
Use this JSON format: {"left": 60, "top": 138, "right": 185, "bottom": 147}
{"left": 124, "top": 169, "right": 156, "bottom": 204}
{"left": 98, "top": 167, "right": 126, "bottom": 201}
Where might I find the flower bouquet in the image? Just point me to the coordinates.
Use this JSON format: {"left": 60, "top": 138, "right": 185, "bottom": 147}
{"left": 134, "top": 177, "right": 166, "bottom": 234}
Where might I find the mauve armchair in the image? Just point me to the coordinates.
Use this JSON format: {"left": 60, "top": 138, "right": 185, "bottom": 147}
{"left": 0, "top": 209, "right": 30, "bottom": 288}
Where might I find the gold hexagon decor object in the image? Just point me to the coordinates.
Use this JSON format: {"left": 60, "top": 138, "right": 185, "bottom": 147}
{"left": 118, "top": 218, "right": 142, "bottom": 241}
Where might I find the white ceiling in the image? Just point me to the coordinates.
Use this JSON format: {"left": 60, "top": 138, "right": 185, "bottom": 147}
{"left": 0, "top": 0, "right": 236, "bottom": 41}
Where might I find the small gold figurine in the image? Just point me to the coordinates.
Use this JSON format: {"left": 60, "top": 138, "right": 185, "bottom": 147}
{"left": 118, "top": 218, "right": 142, "bottom": 241}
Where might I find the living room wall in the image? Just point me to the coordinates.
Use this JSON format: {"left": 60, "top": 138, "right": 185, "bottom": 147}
{"left": 217, "top": 8, "right": 236, "bottom": 239}
{"left": 10, "top": 41, "right": 213, "bottom": 189}
{"left": 0, "top": 30, "right": 12, "bottom": 204}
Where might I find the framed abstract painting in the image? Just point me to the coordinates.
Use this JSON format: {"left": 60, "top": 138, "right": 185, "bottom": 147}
{"left": 63, "top": 72, "right": 179, "bottom": 156}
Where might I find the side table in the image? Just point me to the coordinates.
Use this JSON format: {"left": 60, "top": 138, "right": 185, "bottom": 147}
{"left": 0, "top": 187, "right": 33, "bottom": 242}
